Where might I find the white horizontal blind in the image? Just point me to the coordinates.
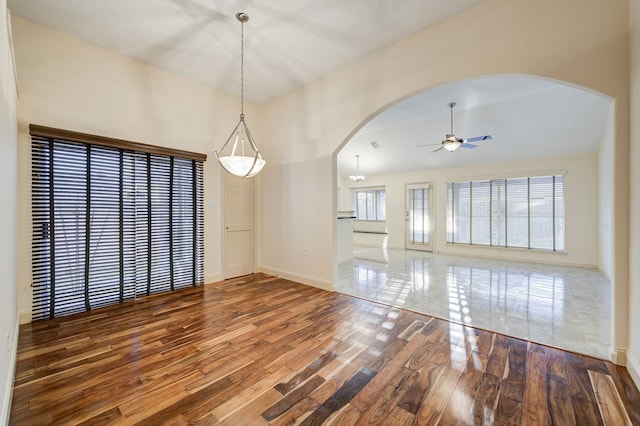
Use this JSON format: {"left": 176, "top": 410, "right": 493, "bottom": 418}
{"left": 354, "top": 188, "right": 386, "bottom": 220}
{"left": 491, "top": 179, "right": 506, "bottom": 246}
{"left": 31, "top": 136, "right": 204, "bottom": 320}
{"left": 446, "top": 175, "right": 564, "bottom": 251}
{"left": 506, "top": 177, "right": 529, "bottom": 248}
{"left": 408, "top": 187, "right": 430, "bottom": 244}
{"left": 471, "top": 180, "right": 490, "bottom": 245}
{"left": 530, "top": 176, "right": 554, "bottom": 250}
{"left": 554, "top": 176, "right": 565, "bottom": 251}
{"left": 447, "top": 180, "right": 472, "bottom": 245}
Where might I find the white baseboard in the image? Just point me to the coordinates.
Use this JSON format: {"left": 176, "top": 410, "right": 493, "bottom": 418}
{"left": 18, "top": 311, "right": 30, "bottom": 325}
{"left": 627, "top": 351, "right": 640, "bottom": 392}
{"left": 611, "top": 347, "right": 627, "bottom": 366}
{"left": 204, "top": 274, "right": 223, "bottom": 285}
{"left": 257, "top": 266, "right": 333, "bottom": 292}
{"left": 1, "top": 318, "right": 19, "bottom": 425}
{"left": 598, "top": 265, "right": 612, "bottom": 281}
{"left": 437, "top": 246, "right": 598, "bottom": 270}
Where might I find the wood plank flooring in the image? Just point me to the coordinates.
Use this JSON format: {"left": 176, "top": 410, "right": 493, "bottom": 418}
{"left": 10, "top": 273, "right": 640, "bottom": 425}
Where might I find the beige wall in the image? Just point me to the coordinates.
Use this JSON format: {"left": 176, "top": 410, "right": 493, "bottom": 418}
{"left": 11, "top": 17, "right": 260, "bottom": 320}
{"left": 0, "top": 3, "right": 18, "bottom": 422}
{"left": 344, "top": 153, "right": 599, "bottom": 267}
{"left": 258, "top": 0, "right": 630, "bottom": 363}
{"left": 628, "top": 0, "right": 640, "bottom": 388}
{"left": 599, "top": 107, "right": 615, "bottom": 279}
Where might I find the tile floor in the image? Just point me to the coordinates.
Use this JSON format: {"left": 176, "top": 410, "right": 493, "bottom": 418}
{"left": 336, "top": 246, "right": 611, "bottom": 360}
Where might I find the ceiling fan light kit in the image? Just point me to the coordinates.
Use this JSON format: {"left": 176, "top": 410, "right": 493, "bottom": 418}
{"left": 442, "top": 134, "right": 462, "bottom": 152}
{"left": 214, "top": 12, "right": 266, "bottom": 178}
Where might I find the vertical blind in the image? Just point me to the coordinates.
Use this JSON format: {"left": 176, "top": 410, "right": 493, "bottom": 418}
{"left": 31, "top": 127, "right": 205, "bottom": 320}
{"left": 446, "top": 175, "right": 564, "bottom": 251}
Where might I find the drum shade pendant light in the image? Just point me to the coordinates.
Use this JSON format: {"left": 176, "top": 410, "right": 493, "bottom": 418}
{"left": 214, "top": 12, "right": 266, "bottom": 178}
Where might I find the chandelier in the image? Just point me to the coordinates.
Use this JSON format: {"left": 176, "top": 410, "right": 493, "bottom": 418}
{"left": 349, "top": 155, "right": 366, "bottom": 182}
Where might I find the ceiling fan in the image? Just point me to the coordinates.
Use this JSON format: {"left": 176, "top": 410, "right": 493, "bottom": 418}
{"left": 417, "top": 101, "right": 492, "bottom": 153}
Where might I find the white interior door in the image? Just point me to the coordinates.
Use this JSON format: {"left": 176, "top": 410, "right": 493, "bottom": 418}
{"left": 406, "top": 183, "right": 433, "bottom": 251}
{"left": 223, "top": 173, "right": 255, "bottom": 279}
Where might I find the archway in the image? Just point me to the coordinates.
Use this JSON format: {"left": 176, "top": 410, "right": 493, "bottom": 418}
{"left": 333, "top": 74, "right": 614, "bottom": 359}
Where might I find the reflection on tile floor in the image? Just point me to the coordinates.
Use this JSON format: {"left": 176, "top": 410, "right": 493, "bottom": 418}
{"left": 336, "top": 246, "right": 611, "bottom": 359}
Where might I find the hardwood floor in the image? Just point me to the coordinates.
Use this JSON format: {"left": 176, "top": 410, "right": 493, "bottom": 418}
{"left": 10, "top": 273, "right": 640, "bottom": 425}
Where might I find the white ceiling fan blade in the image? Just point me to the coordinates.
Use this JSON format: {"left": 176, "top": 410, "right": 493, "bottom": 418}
{"left": 431, "top": 146, "right": 444, "bottom": 153}
{"left": 464, "top": 135, "right": 492, "bottom": 143}
{"left": 416, "top": 143, "right": 441, "bottom": 147}
{"left": 460, "top": 143, "right": 478, "bottom": 149}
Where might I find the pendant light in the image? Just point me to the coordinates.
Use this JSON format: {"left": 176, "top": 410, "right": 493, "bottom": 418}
{"left": 214, "top": 12, "right": 266, "bottom": 178}
{"left": 349, "top": 155, "right": 366, "bottom": 182}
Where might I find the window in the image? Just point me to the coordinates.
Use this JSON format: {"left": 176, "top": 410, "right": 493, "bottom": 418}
{"left": 407, "top": 184, "right": 431, "bottom": 245}
{"left": 31, "top": 126, "right": 205, "bottom": 320}
{"left": 353, "top": 187, "right": 386, "bottom": 220}
{"left": 446, "top": 175, "right": 564, "bottom": 251}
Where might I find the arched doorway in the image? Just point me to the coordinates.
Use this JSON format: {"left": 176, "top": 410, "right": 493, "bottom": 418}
{"left": 334, "top": 74, "right": 614, "bottom": 360}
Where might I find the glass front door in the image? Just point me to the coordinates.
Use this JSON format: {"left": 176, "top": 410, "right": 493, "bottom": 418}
{"left": 406, "top": 183, "right": 433, "bottom": 251}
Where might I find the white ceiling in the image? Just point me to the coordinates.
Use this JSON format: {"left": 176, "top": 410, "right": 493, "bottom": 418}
{"left": 8, "top": 1, "right": 612, "bottom": 177}
{"left": 8, "top": 0, "right": 488, "bottom": 104}
{"left": 337, "top": 75, "right": 612, "bottom": 177}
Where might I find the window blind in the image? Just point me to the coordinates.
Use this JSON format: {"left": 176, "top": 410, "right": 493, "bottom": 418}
{"left": 408, "top": 187, "right": 430, "bottom": 245}
{"left": 471, "top": 180, "right": 490, "bottom": 245}
{"left": 446, "top": 175, "right": 564, "bottom": 251}
{"left": 353, "top": 188, "right": 386, "bottom": 221}
{"left": 506, "top": 177, "right": 529, "bottom": 248}
{"left": 451, "top": 181, "right": 470, "bottom": 244}
{"left": 31, "top": 129, "right": 204, "bottom": 320}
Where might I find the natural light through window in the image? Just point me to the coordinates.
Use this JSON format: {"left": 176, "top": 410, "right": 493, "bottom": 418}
{"left": 352, "top": 187, "right": 386, "bottom": 221}
{"left": 446, "top": 175, "right": 564, "bottom": 251}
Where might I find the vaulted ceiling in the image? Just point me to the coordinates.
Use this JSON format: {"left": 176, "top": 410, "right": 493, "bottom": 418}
{"left": 8, "top": 0, "right": 488, "bottom": 104}
{"left": 9, "top": 1, "right": 612, "bottom": 177}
